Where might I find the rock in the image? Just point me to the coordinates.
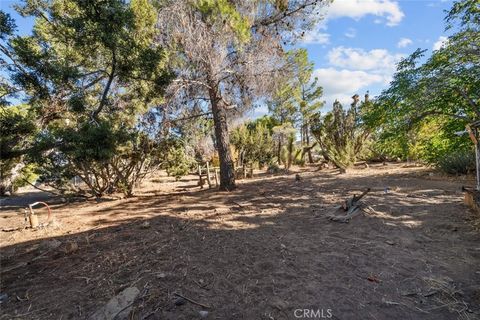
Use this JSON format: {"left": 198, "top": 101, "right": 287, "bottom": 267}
{"left": 40, "top": 239, "right": 62, "bottom": 251}
{"left": 174, "top": 297, "right": 186, "bottom": 306}
{"left": 0, "top": 293, "right": 8, "bottom": 304}
{"left": 64, "top": 241, "right": 79, "bottom": 254}
{"left": 270, "top": 296, "right": 288, "bottom": 310}
{"left": 140, "top": 221, "right": 150, "bottom": 229}
{"left": 199, "top": 310, "right": 209, "bottom": 318}
{"left": 90, "top": 287, "right": 139, "bottom": 320}
{"left": 385, "top": 240, "right": 395, "bottom": 245}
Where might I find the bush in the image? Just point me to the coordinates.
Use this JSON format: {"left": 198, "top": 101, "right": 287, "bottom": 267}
{"left": 12, "top": 164, "right": 38, "bottom": 192}
{"left": 436, "top": 150, "right": 475, "bottom": 175}
{"left": 310, "top": 100, "right": 369, "bottom": 171}
{"left": 32, "top": 121, "right": 167, "bottom": 197}
{"left": 267, "top": 163, "right": 280, "bottom": 174}
{"left": 162, "top": 139, "right": 194, "bottom": 180}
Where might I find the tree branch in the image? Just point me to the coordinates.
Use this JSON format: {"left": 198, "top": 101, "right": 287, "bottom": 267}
{"left": 252, "top": 0, "right": 321, "bottom": 28}
{"left": 166, "top": 111, "right": 212, "bottom": 123}
{"left": 457, "top": 87, "right": 480, "bottom": 118}
{"left": 92, "top": 50, "right": 116, "bottom": 120}
{"left": 172, "top": 78, "right": 212, "bottom": 89}
{"left": 413, "top": 110, "right": 470, "bottom": 122}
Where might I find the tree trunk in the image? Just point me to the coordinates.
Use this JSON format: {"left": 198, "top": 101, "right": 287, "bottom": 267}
{"left": 277, "top": 140, "right": 282, "bottom": 165}
{"left": 306, "top": 127, "right": 314, "bottom": 163}
{"left": 209, "top": 88, "right": 236, "bottom": 191}
{"left": 287, "top": 136, "right": 293, "bottom": 169}
{"left": 476, "top": 139, "right": 480, "bottom": 191}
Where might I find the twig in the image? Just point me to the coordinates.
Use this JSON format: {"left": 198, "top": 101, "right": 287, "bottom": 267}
{"left": 1, "top": 307, "right": 48, "bottom": 319}
{"left": 231, "top": 201, "right": 246, "bottom": 211}
{"left": 425, "top": 301, "right": 460, "bottom": 311}
{"left": 1, "top": 250, "right": 51, "bottom": 273}
{"left": 1, "top": 227, "right": 23, "bottom": 232}
{"left": 112, "top": 302, "right": 134, "bottom": 320}
{"left": 173, "top": 292, "right": 211, "bottom": 309}
{"left": 21, "top": 179, "right": 63, "bottom": 196}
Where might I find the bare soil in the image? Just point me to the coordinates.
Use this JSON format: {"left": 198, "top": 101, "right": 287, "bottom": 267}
{"left": 1, "top": 163, "right": 480, "bottom": 320}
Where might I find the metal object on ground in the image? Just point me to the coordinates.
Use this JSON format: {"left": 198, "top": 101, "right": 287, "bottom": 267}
{"left": 29, "top": 213, "right": 39, "bottom": 228}
{"left": 25, "top": 201, "right": 52, "bottom": 228}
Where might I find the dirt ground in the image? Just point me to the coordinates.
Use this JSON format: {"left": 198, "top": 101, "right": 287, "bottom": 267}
{"left": 1, "top": 163, "right": 480, "bottom": 320}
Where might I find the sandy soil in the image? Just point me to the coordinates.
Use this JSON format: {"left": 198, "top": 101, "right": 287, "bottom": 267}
{"left": 1, "top": 163, "right": 479, "bottom": 320}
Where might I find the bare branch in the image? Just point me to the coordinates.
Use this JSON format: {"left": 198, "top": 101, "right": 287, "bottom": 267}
{"left": 92, "top": 50, "right": 116, "bottom": 120}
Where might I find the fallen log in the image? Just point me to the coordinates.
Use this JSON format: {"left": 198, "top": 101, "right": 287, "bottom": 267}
{"left": 354, "top": 161, "right": 369, "bottom": 169}
{"left": 328, "top": 188, "right": 371, "bottom": 223}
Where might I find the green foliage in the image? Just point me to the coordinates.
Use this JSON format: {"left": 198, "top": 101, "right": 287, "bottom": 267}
{"left": 0, "top": 10, "right": 16, "bottom": 40}
{"left": 268, "top": 49, "right": 324, "bottom": 127}
{"left": 437, "top": 149, "right": 475, "bottom": 174}
{"left": 231, "top": 121, "right": 274, "bottom": 167}
{"left": 0, "top": 0, "right": 174, "bottom": 197}
{"left": 272, "top": 122, "right": 296, "bottom": 167}
{"left": 268, "top": 83, "right": 299, "bottom": 124}
{"left": 267, "top": 163, "right": 281, "bottom": 174}
{"left": 267, "top": 49, "right": 323, "bottom": 165}
{"left": 12, "top": 164, "right": 38, "bottom": 191}
{"left": 0, "top": 105, "right": 37, "bottom": 195}
{"left": 311, "top": 99, "right": 369, "bottom": 170}
{"left": 249, "top": 115, "right": 280, "bottom": 134}
{"left": 196, "top": 0, "right": 250, "bottom": 43}
{"left": 30, "top": 120, "right": 163, "bottom": 197}
{"left": 363, "top": 0, "right": 479, "bottom": 167}
{"left": 4, "top": 0, "right": 172, "bottom": 121}
{"left": 162, "top": 139, "right": 194, "bottom": 180}
{"left": 0, "top": 105, "right": 36, "bottom": 160}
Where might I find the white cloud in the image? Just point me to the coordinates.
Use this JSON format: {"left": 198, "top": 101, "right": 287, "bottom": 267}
{"left": 324, "top": 93, "right": 358, "bottom": 107}
{"left": 313, "top": 68, "right": 383, "bottom": 96}
{"left": 433, "top": 36, "right": 448, "bottom": 51}
{"left": 327, "top": 46, "right": 404, "bottom": 75}
{"left": 326, "top": 0, "right": 405, "bottom": 26}
{"left": 397, "top": 37, "right": 412, "bottom": 48}
{"left": 314, "top": 46, "right": 407, "bottom": 107}
{"left": 301, "top": 28, "right": 330, "bottom": 44}
{"left": 345, "top": 28, "right": 357, "bottom": 38}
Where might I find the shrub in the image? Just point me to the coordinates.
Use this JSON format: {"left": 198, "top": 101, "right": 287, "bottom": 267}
{"left": 310, "top": 99, "right": 369, "bottom": 172}
{"left": 436, "top": 150, "right": 475, "bottom": 175}
{"left": 162, "top": 139, "right": 194, "bottom": 180}
{"left": 267, "top": 163, "right": 280, "bottom": 174}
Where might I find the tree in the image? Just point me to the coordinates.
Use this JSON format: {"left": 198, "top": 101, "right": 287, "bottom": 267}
{"left": 272, "top": 122, "right": 297, "bottom": 168}
{"left": 156, "top": 0, "right": 328, "bottom": 190}
{"left": 231, "top": 121, "right": 274, "bottom": 168}
{"left": 0, "top": 11, "right": 18, "bottom": 107}
{"left": 311, "top": 96, "right": 369, "bottom": 172}
{"left": 1, "top": 0, "right": 172, "bottom": 196}
{"left": 267, "top": 49, "right": 324, "bottom": 163}
{"left": 291, "top": 49, "right": 324, "bottom": 163}
{"left": 0, "top": 105, "right": 37, "bottom": 195}
{"left": 363, "top": 0, "right": 479, "bottom": 168}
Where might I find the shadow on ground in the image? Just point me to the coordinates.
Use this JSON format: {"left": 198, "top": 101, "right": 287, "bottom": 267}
{"left": 1, "top": 168, "right": 479, "bottom": 320}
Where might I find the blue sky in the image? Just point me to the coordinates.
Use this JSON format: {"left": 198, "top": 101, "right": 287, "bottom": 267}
{"left": 1, "top": 0, "right": 454, "bottom": 115}
{"left": 255, "top": 0, "right": 455, "bottom": 116}
{"left": 297, "top": 0, "right": 454, "bottom": 108}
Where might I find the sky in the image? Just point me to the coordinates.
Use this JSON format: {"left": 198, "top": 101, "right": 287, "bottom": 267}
{"left": 1, "top": 0, "right": 454, "bottom": 117}
{"left": 255, "top": 0, "right": 455, "bottom": 117}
